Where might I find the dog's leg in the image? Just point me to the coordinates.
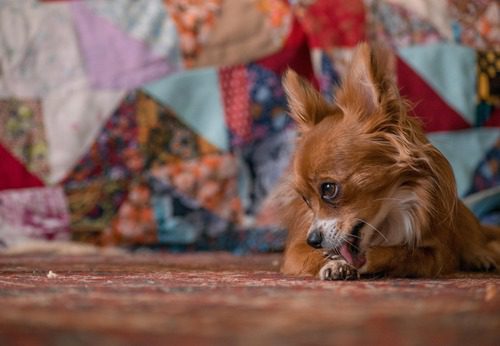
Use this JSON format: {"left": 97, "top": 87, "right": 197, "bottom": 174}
{"left": 359, "top": 245, "right": 458, "bottom": 277}
{"left": 281, "top": 241, "right": 325, "bottom": 276}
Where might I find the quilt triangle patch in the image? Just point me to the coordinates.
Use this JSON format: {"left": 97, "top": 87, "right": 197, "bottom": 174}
{"left": 396, "top": 56, "right": 471, "bottom": 132}
{"left": 71, "top": 1, "right": 176, "bottom": 89}
{"left": 142, "top": 68, "right": 229, "bottom": 151}
{"left": 257, "top": 17, "right": 317, "bottom": 85}
{"left": 0, "top": 143, "right": 44, "bottom": 191}
{"left": 398, "top": 44, "right": 476, "bottom": 124}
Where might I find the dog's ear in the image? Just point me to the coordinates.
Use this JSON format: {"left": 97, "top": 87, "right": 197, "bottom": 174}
{"left": 336, "top": 43, "right": 401, "bottom": 123}
{"left": 283, "top": 69, "right": 335, "bottom": 131}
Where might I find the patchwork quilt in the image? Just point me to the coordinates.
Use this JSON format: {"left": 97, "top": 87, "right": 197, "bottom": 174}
{"left": 0, "top": 0, "right": 499, "bottom": 251}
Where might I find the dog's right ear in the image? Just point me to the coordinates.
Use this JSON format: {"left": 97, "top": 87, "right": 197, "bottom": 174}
{"left": 283, "top": 69, "right": 335, "bottom": 132}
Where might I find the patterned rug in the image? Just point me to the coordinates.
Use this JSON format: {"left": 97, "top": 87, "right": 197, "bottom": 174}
{"left": 0, "top": 252, "right": 498, "bottom": 345}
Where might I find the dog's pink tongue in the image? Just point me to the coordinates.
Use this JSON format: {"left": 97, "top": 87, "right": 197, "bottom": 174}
{"left": 340, "top": 244, "right": 366, "bottom": 268}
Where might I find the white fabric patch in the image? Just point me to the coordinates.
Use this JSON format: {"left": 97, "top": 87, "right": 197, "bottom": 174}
{"left": 43, "top": 78, "right": 124, "bottom": 183}
{"left": 0, "top": 1, "right": 125, "bottom": 183}
{"left": 385, "top": 0, "right": 453, "bottom": 39}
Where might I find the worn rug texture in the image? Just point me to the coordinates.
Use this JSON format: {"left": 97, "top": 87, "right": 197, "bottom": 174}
{"left": 0, "top": 251, "right": 499, "bottom": 345}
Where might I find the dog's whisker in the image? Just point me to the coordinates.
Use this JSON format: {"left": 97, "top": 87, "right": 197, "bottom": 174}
{"left": 373, "top": 197, "right": 406, "bottom": 203}
{"left": 343, "top": 238, "right": 360, "bottom": 252}
{"left": 355, "top": 217, "right": 388, "bottom": 243}
{"left": 333, "top": 248, "right": 340, "bottom": 257}
{"left": 338, "top": 233, "right": 359, "bottom": 249}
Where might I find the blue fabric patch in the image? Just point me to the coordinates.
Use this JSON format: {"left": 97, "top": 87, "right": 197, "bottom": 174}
{"left": 319, "top": 52, "right": 339, "bottom": 103}
{"left": 143, "top": 68, "right": 229, "bottom": 151}
{"left": 247, "top": 64, "right": 292, "bottom": 142}
{"left": 468, "top": 137, "right": 500, "bottom": 195}
{"left": 398, "top": 43, "right": 476, "bottom": 124}
{"left": 428, "top": 128, "right": 500, "bottom": 197}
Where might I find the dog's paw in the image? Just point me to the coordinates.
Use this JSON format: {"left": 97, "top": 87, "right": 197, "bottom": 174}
{"left": 460, "top": 245, "right": 498, "bottom": 272}
{"left": 319, "top": 258, "right": 359, "bottom": 280}
{"left": 467, "top": 252, "right": 497, "bottom": 272}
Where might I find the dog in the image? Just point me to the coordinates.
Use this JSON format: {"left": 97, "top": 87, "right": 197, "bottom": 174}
{"left": 278, "top": 43, "right": 500, "bottom": 280}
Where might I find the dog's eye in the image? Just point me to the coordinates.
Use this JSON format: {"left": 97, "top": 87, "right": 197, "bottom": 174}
{"left": 320, "top": 182, "right": 339, "bottom": 202}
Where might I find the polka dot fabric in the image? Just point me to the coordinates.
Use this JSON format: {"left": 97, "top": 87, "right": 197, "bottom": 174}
{"left": 219, "top": 66, "right": 252, "bottom": 148}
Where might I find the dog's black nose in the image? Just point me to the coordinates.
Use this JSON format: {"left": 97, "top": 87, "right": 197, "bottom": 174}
{"left": 307, "top": 230, "right": 323, "bottom": 248}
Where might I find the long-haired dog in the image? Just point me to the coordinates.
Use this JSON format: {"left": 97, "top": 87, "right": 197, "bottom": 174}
{"left": 279, "top": 43, "right": 500, "bottom": 280}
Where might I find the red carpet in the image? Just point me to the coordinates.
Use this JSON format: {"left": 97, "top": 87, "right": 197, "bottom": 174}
{"left": 0, "top": 252, "right": 498, "bottom": 345}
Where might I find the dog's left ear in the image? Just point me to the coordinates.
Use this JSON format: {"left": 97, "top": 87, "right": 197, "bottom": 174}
{"left": 283, "top": 69, "right": 336, "bottom": 132}
{"left": 337, "top": 43, "right": 401, "bottom": 123}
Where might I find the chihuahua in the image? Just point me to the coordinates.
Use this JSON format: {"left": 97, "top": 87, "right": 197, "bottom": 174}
{"left": 279, "top": 43, "right": 500, "bottom": 280}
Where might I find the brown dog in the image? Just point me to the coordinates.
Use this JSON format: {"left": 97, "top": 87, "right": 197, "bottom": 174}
{"left": 278, "top": 43, "right": 500, "bottom": 280}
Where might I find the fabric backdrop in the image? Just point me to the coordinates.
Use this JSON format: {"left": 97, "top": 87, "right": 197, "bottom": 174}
{"left": 0, "top": 0, "right": 499, "bottom": 251}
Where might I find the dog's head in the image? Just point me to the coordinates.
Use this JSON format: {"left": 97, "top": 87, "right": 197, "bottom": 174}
{"left": 282, "top": 43, "right": 456, "bottom": 268}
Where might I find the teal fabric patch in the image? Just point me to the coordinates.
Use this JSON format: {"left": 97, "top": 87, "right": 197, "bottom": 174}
{"left": 428, "top": 128, "right": 500, "bottom": 197}
{"left": 464, "top": 186, "right": 500, "bottom": 218}
{"left": 398, "top": 43, "right": 476, "bottom": 124}
{"left": 143, "top": 68, "right": 229, "bottom": 151}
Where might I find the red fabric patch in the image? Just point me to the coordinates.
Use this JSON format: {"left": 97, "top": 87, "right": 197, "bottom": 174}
{"left": 0, "top": 143, "right": 44, "bottom": 191}
{"left": 396, "top": 57, "right": 471, "bottom": 133}
{"left": 219, "top": 66, "right": 252, "bottom": 146}
{"left": 296, "top": 0, "right": 366, "bottom": 49}
{"left": 256, "top": 18, "right": 317, "bottom": 87}
{"left": 484, "top": 107, "right": 500, "bottom": 127}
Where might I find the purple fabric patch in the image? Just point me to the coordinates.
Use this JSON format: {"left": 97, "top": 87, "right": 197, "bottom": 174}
{"left": 0, "top": 187, "right": 70, "bottom": 244}
{"left": 70, "top": 2, "right": 178, "bottom": 89}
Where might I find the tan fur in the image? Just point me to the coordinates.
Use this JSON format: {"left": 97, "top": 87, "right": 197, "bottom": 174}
{"left": 279, "top": 42, "right": 500, "bottom": 279}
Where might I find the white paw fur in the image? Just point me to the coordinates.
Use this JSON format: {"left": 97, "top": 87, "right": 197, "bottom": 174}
{"left": 319, "top": 258, "right": 359, "bottom": 280}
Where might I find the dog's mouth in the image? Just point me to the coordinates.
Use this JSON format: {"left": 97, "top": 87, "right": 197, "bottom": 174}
{"left": 339, "top": 221, "right": 366, "bottom": 268}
